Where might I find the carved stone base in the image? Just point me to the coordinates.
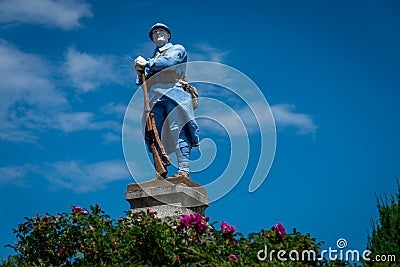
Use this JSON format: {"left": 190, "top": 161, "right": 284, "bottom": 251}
{"left": 125, "top": 175, "right": 209, "bottom": 220}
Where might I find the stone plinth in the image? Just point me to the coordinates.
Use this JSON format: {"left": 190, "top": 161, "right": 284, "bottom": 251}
{"left": 125, "top": 175, "right": 209, "bottom": 219}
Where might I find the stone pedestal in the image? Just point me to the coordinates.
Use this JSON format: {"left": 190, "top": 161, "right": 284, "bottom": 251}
{"left": 125, "top": 175, "right": 209, "bottom": 220}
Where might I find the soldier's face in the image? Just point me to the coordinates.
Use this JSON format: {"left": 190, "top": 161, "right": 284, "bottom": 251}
{"left": 152, "top": 28, "right": 170, "bottom": 46}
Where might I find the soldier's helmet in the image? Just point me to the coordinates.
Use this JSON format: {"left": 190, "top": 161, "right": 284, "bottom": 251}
{"left": 148, "top": 23, "right": 172, "bottom": 41}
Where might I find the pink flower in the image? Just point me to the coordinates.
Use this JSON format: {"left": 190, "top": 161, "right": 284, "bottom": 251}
{"left": 191, "top": 213, "right": 202, "bottom": 224}
{"left": 88, "top": 225, "right": 94, "bottom": 232}
{"left": 197, "top": 222, "right": 207, "bottom": 235}
{"left": 180, "top": 215, "right": 192, "bottom": 227}
{"left": 118, "top": 216, "right": 124, "bottom": 222}
{"left": 179, "top": 213, "right": 208, "bottom": 235}
{"left": 274, "top": 223, "right": 286, "bottom": 238}
{"left": 221, "top": 221, "right": 236, "bottom": 235}
{"left": 81, "top": 210, "right": 89, "bottom": 215}
{"left": 72, "top": 206, "right": 82, "bottom": 213}
{"left": 228, "top": 254, "right": 238, "bottom": 261}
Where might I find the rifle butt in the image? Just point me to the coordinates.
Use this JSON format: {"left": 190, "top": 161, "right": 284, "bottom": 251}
{"left": 150, "top": 143, "right": 168, "bottom": 177}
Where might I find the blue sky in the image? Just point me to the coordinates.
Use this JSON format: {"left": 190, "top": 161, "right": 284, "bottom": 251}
{"left": 1, "top": 0, "right": 399, "bottom": 260}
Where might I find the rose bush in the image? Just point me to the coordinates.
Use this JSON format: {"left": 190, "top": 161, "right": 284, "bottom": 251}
{"left": 2, "top": 205, "right": 348, "bottom": 266}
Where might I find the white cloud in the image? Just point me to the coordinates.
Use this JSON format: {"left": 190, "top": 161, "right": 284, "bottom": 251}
{"left": 44, "top": 160, "right": 130, "bottom": 192}
{"left": 0, "top": 40, "right": 68, "bottom": 142}
{"left": 64, "top": 47, "right": 125, "bottom": 93}
{"left": 54, "top": 112, "right": 120, "bottom": 132}
{"left": 0, "top": 41, "right": 124, "bottom": 142}
{"left": 0, "top": 160, "right": 130, "bottom": 192}
{"left": 271, "top": 104, "right": 318, "bottom": 134}
{"left": 102, "top": 132, "right": 121, "bottom": 144}
{"left": 197, "top": 100, "right": 270, "bottom": 136}
{"left": 232, "top": 102, "right": 318, "bottom": 135}
{"left": 190, "top": 43, "right": 231, "bottom": 62}
{"left": 54, "top": 112, "right": 94, "bottom": 132}
{"left": 0, "top": 40, "right": 67, "bottom": 108}
{"left": 100, "top": 102, "right": 127, "bottom": 117}
{"left": 0, "top": 0, "right": 92, "bottom": 30}
{"left": 0, "top": 164, "right": 38, "bottom": 186}
{"left": 197, "top": 99, "right": 317, "bottom": 136}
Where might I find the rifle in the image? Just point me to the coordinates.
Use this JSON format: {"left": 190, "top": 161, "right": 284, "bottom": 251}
{"left": 141, "top": 73, "right": 171, "bottom": 178}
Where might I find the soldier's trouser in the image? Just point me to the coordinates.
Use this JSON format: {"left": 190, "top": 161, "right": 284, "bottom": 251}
{"left": 151, "top": 96, "right": 191, "bottom": 174}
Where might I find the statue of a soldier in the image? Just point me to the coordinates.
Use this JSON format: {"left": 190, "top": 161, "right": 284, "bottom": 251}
{"left": 134, "top": 23, "right": 199, "bottom": 179}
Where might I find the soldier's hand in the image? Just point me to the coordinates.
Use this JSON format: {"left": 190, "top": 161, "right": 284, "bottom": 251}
{"left": 134, "top": 56, "right": 148, "bottom": 67}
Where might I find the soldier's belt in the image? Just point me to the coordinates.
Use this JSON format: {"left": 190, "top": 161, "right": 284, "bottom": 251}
{"left": 146, "top": 70, "right": 183, "bottom": 88}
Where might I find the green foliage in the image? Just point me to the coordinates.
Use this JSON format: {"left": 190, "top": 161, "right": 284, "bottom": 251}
{"left": 366, "top": 178, "right": 400, "bottom": 266}
{"left": 3, "top": 205, "right": 348, "bottom": 266}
